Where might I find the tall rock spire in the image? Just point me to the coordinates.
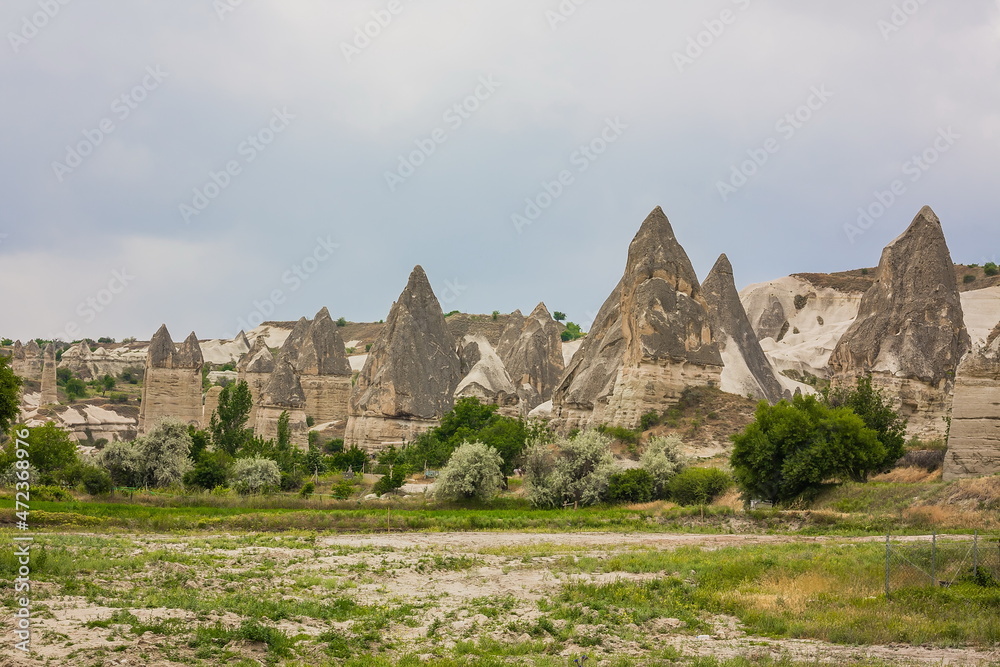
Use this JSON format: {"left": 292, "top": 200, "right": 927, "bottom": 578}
{"left": 703, "top": 254, "right": 784, "bottom": 403}
{"left": 830, "top": 206, "right": 971, "bottom": 439}
{"left": 496, "top": 303, "right": 565, "bottom": 412}
{"left": 345, "top": 266, "right": 462, "bottom": 450}
{"left": 553, "top": 207, "right": 723, "bottom": 431}
{"left": 138, "top": 326, "right": 204, "bottom": 433}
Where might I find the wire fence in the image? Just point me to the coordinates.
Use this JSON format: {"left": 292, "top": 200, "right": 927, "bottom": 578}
{"left": 885, "top": 532, "right": 1000, "bottom": 598}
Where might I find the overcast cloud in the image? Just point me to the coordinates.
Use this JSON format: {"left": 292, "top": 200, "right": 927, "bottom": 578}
{"left": 1, "top": 0, "right": 998, "bottom": 342}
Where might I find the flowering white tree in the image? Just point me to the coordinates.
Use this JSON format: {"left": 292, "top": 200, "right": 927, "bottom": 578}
{"left": 231, "top": 456, "right": 281, "bottom": 495}
{"left": 433, "top": 441, "right": 504, "bottom": 502}
{"left": 525, "top": 430, "right": 616, "bottom": 508}
{"left": 641, "top": 435, "right": 686, "bottom": 499}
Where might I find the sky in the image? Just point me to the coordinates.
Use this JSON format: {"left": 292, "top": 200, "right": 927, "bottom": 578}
{"left": 1, "top": 0, "right": 998, "bottom": 343}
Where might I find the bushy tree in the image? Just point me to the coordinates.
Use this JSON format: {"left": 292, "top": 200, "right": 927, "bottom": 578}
{"left": 373, "top": 464, "right": 409, "bottom": 496}
{"left": 81, "top": 466, "right": 113, "bottom": 495}
{"left": 524, "top": 430, "right": 616, "bottom": 509}
{"left": 2, "top": 423, "right": 79, "bottom": 484}
{"left": 606, "top": 468, "right": 654, "bottom": 504}
{"left": 98, "top": 440, "right": 143, "bottom": 487}
{"left": 0, "top": 357, "right": 23, "bottom": 435}
{"left": 667, "top": 467, "right": 732, "bottom": 506}
{"left": 641, "top": 435, "right": 686, "bottom": 499}
{"left": 210, "top": 380, "right": 253, "bottom": 455}
{"left": 184, "top": 450, "right": 229, "bottom": 491}
{"left": 823, "top": 375, "right": 906, "bottom": 475}
{"left": 730, "top": 396, "right": 885, "bottom": 504}
{"left": 433, "top": 441, "right": 504, "bottom": 502}
{"left": 64, "top": 377, "right": 87, "bottom": 400}
{"left": 231, "top": 456, "right": 281, "bottom": 495}
{"left": 137, "top": 419, "right": 193, "bottom": 488}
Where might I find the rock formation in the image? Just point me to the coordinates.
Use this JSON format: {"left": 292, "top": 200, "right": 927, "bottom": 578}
{"left": 496, "top": 303, "right": 565, "bottom": 412}
{"left": 138, "top": 326, "right": 205, "bottom": 433}
{"left": 455, "top": 335, "right": 519, "bottom": 411}
{"left": 552, "top": 207, "right": 724, "bottom": 432}
{"left": 281, "top": 308, "right": 353, "bottom": 427}
{"left": 13, "top": 340, "right": 43, "bottom": 381}
{"left": 345, "top": 266, "right": 462, "bottom": 451}
{"left": 237, "top": 336, "right": 275, "bottom": 425}
{"left": 829, "top": 207, "right": 971, "bottom": 440}
{"left": 59, "top": 340, "right": 94, "bottom": 380}
{"left": 702, "top": 254, "right": 784, "bottom": 403}
{"left": 254, "top": 358, "right": 309, "bottom": 448}
{"left": 943, "top": 334, "right": 1000, "bottom": 480}
{"left": 40, "top": 343, "right": 58, "bottom": 405}
{"left": 201, "top": 386, "right": 223, "bottom": 429}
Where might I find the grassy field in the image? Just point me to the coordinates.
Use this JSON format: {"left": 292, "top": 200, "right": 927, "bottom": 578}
{"left": 2, "top": 528, "right": 999, "bottom": 666}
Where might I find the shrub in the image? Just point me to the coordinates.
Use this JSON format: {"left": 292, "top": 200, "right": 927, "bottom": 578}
{"left": 0, "top": 463, "right": 38, "bottom": 487}
{"left": 331, "top": 479, "right": 355, "bottom": 499}
{"left": 639, "top": 411, "right": 662, "bottom": 431}
{"left": 31, "top": 485, "right": 74, "bottom": 501}
{"left": 668, "top": 467, "right": 732, "bottom": 505}
{"left": 964, "top": 274, "right": 977, "bottom": 284}
{"left": 64, "top": 378, "right": 88, "bottom": 400}
{"left": 524, "top": 430, "right": 616, "bottom": 509}
{"left": 299, "top": 481, "right": 315, "bottom": 498}
{"left": 231, "top": 457, "right": 281, "bottom": 495}
{"left": 641, "top": 435, "right": 686, "bottom": 499}
{"left": 81, "top": 467, "right": 113, "bottom": 495}
{"left": 136, "top": 420, "right": 193, "bottom": 488}
{"left": 433, "top": 441, "right": 504, "bottom": 502}
{"left": 794, "top": 294, "right": 809, "bottom": 310}
{"left": 596, "top": 424, "right": 639, "bottom": 445}
{"left": 561, "top": 322, "right": 585, "bottom": 342}
{"left": 184, "top": 451, "right": 229, "bottom": 491}
{"left": 606, "top": 468, "right": 654, "bottom": 504}
{"left": 336, "top": 317, "right": 348, "bottom": 327}
{"left": 985, "top": 262, "right": 999, "bottom": 277}
{"left": 373, "top": 465, "right": 409, "bottom": 496}
{"left": 108, "top": 392, "right": 129, "bottom": 404}
{"left": 731, "top": 395, "right": 887, "bottom": 504}
{"left": 98, "top": 440, "right": 142, "bottom": 487}
{"left": 896, "top": 449, "right": 946, "bottom": 472}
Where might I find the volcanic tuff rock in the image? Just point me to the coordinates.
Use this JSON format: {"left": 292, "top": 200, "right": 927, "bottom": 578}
{"left": 829, "top": 207, "right": 971, "bottom": 440}
{"left": 254, "top": 358, "right": 309, "bottom": 448}
{"left": 345, "top": 266, "right": 462, "bottom": 450}
{"left": 943, "top": 334, "right": 1000, "bottom": 480}
{"left": 702, "top": 254, "right": 784, "bottom": 403}
{"left": 552, "top": 207, "right": 723, "bottom": 432}
{"left": 138, "top": 326, "right": 204, "bottom": 433}
{"left": 455, "top": 335, "right": 519, "bottom": 411}
{"left": 496, "top": 303, "right": 565, "bottom": 412}
{"left": 238, "top": 336, "right": 275, "bottom": 425}
{"left": 282, "top": 307, "right": 353, "bottom": 427}
{"left": 13, "top": 340, "right": 43, "bottom": 381}
{"left": 40, "top": 343, "right": 58, "bottom": 405}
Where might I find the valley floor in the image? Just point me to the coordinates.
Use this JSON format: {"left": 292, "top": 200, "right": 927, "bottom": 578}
{"left": 2, "top": 529, "right": 998, "bottom": 666}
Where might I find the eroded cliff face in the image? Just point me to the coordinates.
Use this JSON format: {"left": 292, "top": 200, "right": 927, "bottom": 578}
{"left": 281, "top": 308, "right": 353, "bottom": 428}
{"left": 552, "top": 207, "right": 723, "bottom": 431}
{"left": 702, "top": 254, "right": 784, "bottom": 403}
{"left": 138, "top": 327, "right": 204, "bottom": 433}
{"left": 829, "top": 207, "right": 971, "bottom": 440}
{"left": 346, "top": 266, "right": 462, "bottom": 450}
{"left": 496, "top": 303, "right": 565, "bottom": 413}
{"left": 254, "top": 358, "right": 309, "bottom": 448}
{"left": 944, "top": 334, "right": 1000, "bottom": 480}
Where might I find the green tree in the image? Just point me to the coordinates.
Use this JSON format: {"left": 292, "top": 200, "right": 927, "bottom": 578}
{"left": 0, "top": 356, "right": 23, "bottom": 435}
{"left": 101, "top": 374, "right": 116, "bottom": 395}
{"left": 373, "top": 464, "right": 409, "bottom": 496}
{"left": 98, "top": 440, "right": 143, "bottom": 487}
{"left": 553, "top": 311, "right": 567, "bottom": 322}
{"left": 823, "top": 375, "right": 906, "bottom": 476}
{"left": 524, "top": 430, "right": 616, "bottom": 509}
{"left": 184, "top": 450, "right": 229, "bottom": 491}
{"left": 730, "top": 396, "right": 886, "bottom": 505}
{"left": 606, "top": 468, "right": 654, "bottom": 504}
{"left": 3, "top": 422, "right": 78, "bottom": 483}
{"left": 984, "top": 262, "right": 999, "bottom": 277}
{"left": 210, "top": 380, "right": 254, "bottom": 455}
{"left": 560, "top": 322, "right": 585, "bottom": 342}
{"left": 231, "top": 457, "right": 280, "bottom": 495}
{"left": 432, "top": 441, "right": 504, "bottom": 502}
{"left": 136, "top": 419, "right": 193, "bottom": 488}
{"left": 640, "top": 435, "right": 686, "bottom": 499}
{"left": 667, "top": 467, "right": 732, "bottom": 506}
{"left": 81, "top": 466, "right": 113, "bottom": 495}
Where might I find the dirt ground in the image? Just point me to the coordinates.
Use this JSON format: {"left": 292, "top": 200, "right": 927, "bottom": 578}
{"left": 2, "top": 531, "right": 997, "bottom": 666}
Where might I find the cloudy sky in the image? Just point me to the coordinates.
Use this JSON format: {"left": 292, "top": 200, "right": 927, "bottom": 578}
{"left": 1, "top": 1, "right": 998, "bottom": 342}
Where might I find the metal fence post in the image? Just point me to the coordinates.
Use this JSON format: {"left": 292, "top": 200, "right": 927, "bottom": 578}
{"left": 931, "top": 532, "right": 937, "bottom": 587}
{"left": 885, "top": 533, "right": 891, "bottom": 599}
